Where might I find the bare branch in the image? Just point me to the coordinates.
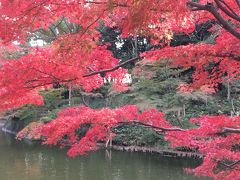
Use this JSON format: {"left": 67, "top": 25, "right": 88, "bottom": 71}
{"left": 23, "top": 56, "right": 141, "bottom": 88}
{"left": 84, "top": 1, "right": 128, "bottom": 7}
{"left": 187, "top": 1, "right": 207, "bottom": 11}
{"left": 117, "top": 120, "right": 185, "bottom": 132}
{"left": 24, "top": 78, "right": 76, "bottom": 89}
{"left": 80, "top": 92, "right": 91, "bottom": 107}
{"left": 222, "top": 127, "right": 240, "bottom": 133}
{"left": 49, "top": 25, "right": 57, "bottom": 38}
{"left": 215, "top": 53, "right": 240, "bottom": 61}
{"left": 83, "top": 56, "right": 142, "bottom": 77}
{"left": 220, "top": 160, "right": 240, "bottom": 168}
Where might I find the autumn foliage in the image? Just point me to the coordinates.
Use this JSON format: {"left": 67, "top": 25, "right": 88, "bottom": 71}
{"left": 34, "top": 105, "right": 169, "bottom": 157}
{"left": 166, "top": 115, "right": 240, "bottom": 179}
{"left": 17, "top": 106, "right": 240, "bottom": 179}
{"left": 1, "top": 0, "right": 240, "bottom": 180}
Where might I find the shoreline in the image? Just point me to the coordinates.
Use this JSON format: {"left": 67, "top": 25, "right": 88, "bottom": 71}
{"left": 99, "top": 143, "right": 202, "bottom": 159}
{"left": 0, "top": 121, "right": 202, "bottom": 159}
{"left": 0, "top": 120, "right": 17, "bottom": 135}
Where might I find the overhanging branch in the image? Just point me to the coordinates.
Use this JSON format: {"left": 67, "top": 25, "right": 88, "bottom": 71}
{"left": 214, "top": 0, "right": 240, "bottom": 22}
{"left": 117, "top": 120, "right": 185, "bottom": 133}
{"left": 83, "top": 56, "right": 142, "bottom": 77}
{"left": 187, "top": 1, "right": 207, "bottom": 11}
{"left": 187, "top": 1, "right": 240, "bottom": 39}
{"left": 236, "top": 0, "right": 240, "bottom": 7}
{"left": 222, "top": 127, "right": 240, "bottom": 133}
{"left": 215, "top": 53, "right": 240, "bottom": 61}
{"left": 220, "top": 160, "right": 240, "bottom": 168}
{"left": 84, "top": 1, "right": 128, "bottom": 7}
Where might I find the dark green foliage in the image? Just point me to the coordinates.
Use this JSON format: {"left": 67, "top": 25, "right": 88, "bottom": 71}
{"left": 98, "top": 24, "right": 151, "bottom": 69}
{"left": 98, "top": 21, "right": 216, "bottom": 71}
{"left": 40, "top": 88, "right": 65, "bottom": 110}
{"left": 106, "top": 60, "right": 240, "bottom": 130}
{"left": 16, "top": 105, "right": 43, "bottom": 125}
{"left": 8, "top": 88, "right": 67, "bottom": 126}
{"left": 170, "top": 20, "right": 216, "bottom": 47}
{"left": 113, "top": 124, "right": 168, "bottom": 147}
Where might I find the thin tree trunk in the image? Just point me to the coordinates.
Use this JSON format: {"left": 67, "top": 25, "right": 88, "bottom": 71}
{"left": 183, "top": 104, "right": 186, "bottom": 117}
{"left": 227, "top": 79, "right": 231, "bottom": 100}
{"left": 231, "top": 99, "right": 236, "bottom": 116}
{"left": 69, "top": 83, "right": 72, "bottom": 106}
{"left": 133, "top": 36, "right": 138, "bottom": 58}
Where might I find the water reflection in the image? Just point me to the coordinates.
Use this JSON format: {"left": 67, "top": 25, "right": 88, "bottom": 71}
{"left": 0, "top": 132, "right": 208, "bottom": 180}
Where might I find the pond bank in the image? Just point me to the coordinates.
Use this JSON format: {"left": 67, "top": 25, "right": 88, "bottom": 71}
{"left": 0, "top": 120, "right": 18, "bottom": 135}
{"left": 0, "top": 123, "right": 202, "bottom": 160}
{"left": 0, "top": 121, "right": 5, "bottom": 128}
{"left": 0, "top": 118, "right": 202, "bottom": 159}
{"left": 104, "top": 144, "right": 202, "bottom": 159}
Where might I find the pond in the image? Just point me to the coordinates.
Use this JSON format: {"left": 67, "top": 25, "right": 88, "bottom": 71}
{"left": 0, "top": 132, "right": 208, "bottom": 180}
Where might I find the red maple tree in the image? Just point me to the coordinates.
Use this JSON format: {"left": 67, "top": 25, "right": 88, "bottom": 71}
{"left": 1, "top": 1, "right": 240, "bottom": 179}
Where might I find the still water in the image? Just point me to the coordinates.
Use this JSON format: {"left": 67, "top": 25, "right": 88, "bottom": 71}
{"left": 0, "top": 132, "right": 208, "bottom": 180}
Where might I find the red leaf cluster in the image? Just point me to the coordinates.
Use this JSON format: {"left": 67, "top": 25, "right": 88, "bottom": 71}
{"left": 30, "top": 105, "right": 169, "bottom": 157}
{"left": 166, "top": 115, "right": 240, "bottom": 179}
{"left": 143, "top": 32, "right": 240, "bottom": 91}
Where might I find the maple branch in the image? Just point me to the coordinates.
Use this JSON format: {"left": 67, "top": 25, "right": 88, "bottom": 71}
{"left": 83, "top": 56, "right": 142, "bottom": 77}
{"left": 215, "top": 53, "right": 240, "bottom": 61}
{"left": 220, "top": 160, "right": 240, "bottom": 168}
{"left": 80, "top": 94, "right": 91, "bottom": 107}
{"left": 51, "top": 1, "right": 128, "bottom": 8}
{"left": 84, "top": 1, "right": 128, "bottom": 7}
{"left": 55, "top": 16, "right": 65, "bottom": 28}
{"left": 63, "top": 18, "right": 73, "bottom": 33}
{"left": 187, "top": 1, "right": 207, "bottom": 11}
{"left": 213, "top": 127, "right": 240, "bottom": 136}
{"left": 78, "top": 8, "right": 107, "bottom": 40}
{"left": 214, "top": 0, "right": 240, "bottom": 22}
{"left": 18, "top": 0, "right": 49, "bottom": 20}
{"left": 187, "top": 1, "right": 240, "bottom": 39}
{"left": 24, "top": 78, "right": 76, "bottom": 89}
{"left": 24, "top": 58, "right": 141, "bottom": 88}
{"left": 206, "top": 6, "right": 240, "bottom": 39}
{"left": 117, "top": 120, "right": 185, "bottom": 133}
{"left": 49, "top": 25, "right": 58, "bottom": 38}
{"left": 222, "top": 127, "right": 240, "bottom": 133}
{"left": 30, "top": 67, "right": 60, "bottom": 80}
{"left": 219, "top": 0, "right": 239, "bottom": 17}
{"left": 236, "top": 0, "right": 240, "bottom": 7}
{"left": 78, "top": 91, "right": 103, "bottom": 108}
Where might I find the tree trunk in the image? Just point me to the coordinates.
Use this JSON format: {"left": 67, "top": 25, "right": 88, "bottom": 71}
{"left": 69, "top": 83, "right": 72, "bottom": 106}
{"left": 133, "top": 36, "right": 138, "bottom": 58}
{"left": 227, "top": 80, "right": 231, "bottom": 100}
